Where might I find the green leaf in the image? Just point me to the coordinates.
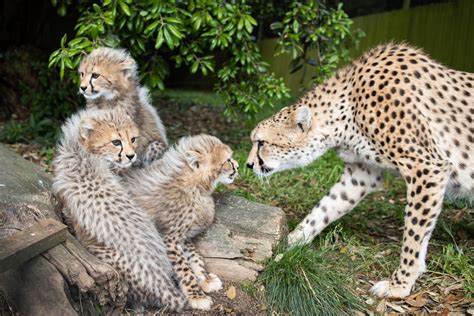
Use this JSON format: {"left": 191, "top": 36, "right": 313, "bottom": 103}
{"left": 237, "top": 18, "right": 244, "bottom": 31}
{"left": 93, "top": 3, "right": 101, "bottom": 13}
{"left": 163, "top": 26, "right": 174, "bottom": 48}
{"left": 292, "top": 20, "right": 299, "bottom": 33}
{"left": 245, "top": 15, "right": 257, "bottom": 26}
{"left": 59, "top": 58, "right": 65, "bottom": 80}
{"left": 144, "top": 21, "right": 159, "bottom": 35}
{"left": 155, "top": 28, "right": 164, "bottom": 49}
{"left": 60, "top": 34, "right": 67, "bottom": 47}
{"left": 119, "top": 1, "right": 131, "bottom": 16}
{"left": 167, "top": 24, "right": 183, "bottom": 39}
{"left": 190, "top": 61, "right": 199, "bottom": 73}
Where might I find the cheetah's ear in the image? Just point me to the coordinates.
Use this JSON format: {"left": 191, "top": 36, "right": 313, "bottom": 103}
{"left": 120, "top": 57, "right": 138, "bottom": 80}
{"left": 79, "top": 117, "right": 96, "bottom": 140}
{"left": 185, "top": 150, "right": 202, "bottom": 170}
{"left": 292, "top": 105, "right": 312, "bottom": 132}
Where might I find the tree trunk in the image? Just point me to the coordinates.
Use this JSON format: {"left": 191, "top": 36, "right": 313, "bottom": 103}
{"left": 0, "top": 144, "right": 125, "bottom": 315}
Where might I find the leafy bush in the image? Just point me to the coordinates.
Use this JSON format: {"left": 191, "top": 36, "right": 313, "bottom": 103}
{"left": 271, "top": 1, "right": 363, "bottom": 88}
{"left": 49, "top": 0, "right": 290, "bottom": 117}
{"left": 49, "top": 1, "right": 362, "bottom": 117}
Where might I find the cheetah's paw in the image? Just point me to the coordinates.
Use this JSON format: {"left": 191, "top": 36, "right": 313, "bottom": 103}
{"left": 188, "top": 296, "right": 213, "bottom": 310}
{"left": 287, "top": 227, "right": 308, "bottom": 247}
{"left": 200, "top": 273, "right": 223, "bottom": 293}
{"left": 369, "top": 280, "right": 411, "bottom": 298}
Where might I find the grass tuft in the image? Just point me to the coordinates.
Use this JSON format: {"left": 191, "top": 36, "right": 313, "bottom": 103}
{"left": 430, "top": 243, "right": 474, "bottom": 297}
{"left": 260, "top": 244, "right": 364, "bottom": 316}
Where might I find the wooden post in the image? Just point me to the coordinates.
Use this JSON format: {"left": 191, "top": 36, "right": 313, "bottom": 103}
{"left": 0, "top": 218, "right": 67, "bottom": 273}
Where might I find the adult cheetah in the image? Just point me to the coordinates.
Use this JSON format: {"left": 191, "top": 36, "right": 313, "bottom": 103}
{"left": 246, "top": 43, "right": 473, "bottom": 298}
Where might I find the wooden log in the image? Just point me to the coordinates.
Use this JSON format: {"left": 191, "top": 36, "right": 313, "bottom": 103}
{"left": 0, "top": 218, "right": 67, "bottom": 273}
{"left": 0, "top": 144, "right": 125, "bottom": 314}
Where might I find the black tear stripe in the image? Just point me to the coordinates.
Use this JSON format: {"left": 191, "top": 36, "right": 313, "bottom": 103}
{"left": 230, "top": 161, "right": 237, "bottom": 177}
{"left": 117, "top": 132, "right": 123, "bottom": 159}
{"left": 256, "top": 146, "right": 265, "bottom": 168}
{"left": 89, "top": 75, "right": 95, "bottom": 93}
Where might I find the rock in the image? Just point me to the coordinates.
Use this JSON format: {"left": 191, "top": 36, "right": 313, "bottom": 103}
{"left": 195, "top": 193, "right": 287, "bottom": 282}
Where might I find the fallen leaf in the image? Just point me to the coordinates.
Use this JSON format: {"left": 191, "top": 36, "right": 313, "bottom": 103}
{"left": 274, "top": 254, "right": 284, "bottom": 262}
{"left": 443, "top": 284, "right": 463, "bottom": 295}
{"left": 226, "top": 286, "right": 236, "bottom": 300}
{"left": 386, "top": 301, "right": 405, "bottom": 313}
{"left": 405, "top": 296, "right": 427, "bottom": 308}
{"left": 375, "top": 299, "right": 386, "bottom": 313}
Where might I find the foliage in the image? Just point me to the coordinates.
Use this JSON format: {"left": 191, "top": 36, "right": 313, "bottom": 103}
{"left": 0, "top": 52, "right": 83, "bottom": 146}
{"left": 260, "top": 242, "right": 364, "bottom": 315}
{"left": 271, "top": 1, "right": 364, "bottom": 88}
{"left": 49, "top": 0, "right": 290, "bottom": 118}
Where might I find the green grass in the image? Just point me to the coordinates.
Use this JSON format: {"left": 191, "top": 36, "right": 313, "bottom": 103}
{"left": 261, "top": 242, "right": 364, "bottom": 316}
{"left": 430, "top": 243, "right": 474, "bottom": 297}
{"left": 159, "top": 89, "right": 225, "bottom": 108}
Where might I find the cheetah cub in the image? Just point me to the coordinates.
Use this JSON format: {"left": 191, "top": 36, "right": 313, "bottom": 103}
{"left": 78, "top": 47, "right": 167, "bottom": 165}
{"left": 247, "top": 43, "right": 473, "bottom": 298}
{"left": 53, "top": 108, "right": 186, "bottom": 310}
{"left": 123, "top": 134, "right": 239, "bottom": 310}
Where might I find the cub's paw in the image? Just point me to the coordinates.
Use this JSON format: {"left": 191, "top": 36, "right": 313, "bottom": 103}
{"left": 200, "top": 273, "right": 223, "bottom": 293}
{"left": 188, "top": 296, "right": 213, "bottom": 310}
{"left": 369, "top": 280, "right": 411, "bottom": 298}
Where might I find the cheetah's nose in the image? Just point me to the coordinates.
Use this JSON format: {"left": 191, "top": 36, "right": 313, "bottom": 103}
{"left": 80, "top": 86, "right": 87, "bottom": 92}
{"left": 246, "top": 162, "right": 254, "bottom": 170}
{"left": 126, "top": 154, "right": 135, "bottom": 161}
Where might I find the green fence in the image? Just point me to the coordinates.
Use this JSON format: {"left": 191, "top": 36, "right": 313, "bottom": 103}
{"left": 259, "top": 0, "right": 474, "bottom": 94}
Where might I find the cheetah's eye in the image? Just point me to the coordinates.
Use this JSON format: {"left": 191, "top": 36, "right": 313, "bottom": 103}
{"left": 80, "top": 72, "right": 84, "bottom": 77}
{"left": 257, "top": 140, "right": 264, "bottom": 148}
{"left": 91, "top": 73, "right": 100, "bottom": 79}
{"left": 131, "top": 137, "right": 136, "bottom": 143}
{"left": 111, "top": 139, "right": 122, "bottom": 146}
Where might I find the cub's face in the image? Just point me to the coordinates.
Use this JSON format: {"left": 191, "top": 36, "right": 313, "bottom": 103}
{"left": 79, "top": 116, "right": 139, "bottom": 169}
{"left": 247, "top": 105, "right": 328, "bottom": 177}
{"left": 211, "top": 144, "right": 239, "bottom": 185}
{"left": 78, "top": 50, "right": 136, "bottom": 101}
{"left": 185, "top": 140, "right": 239, "bottom": 186}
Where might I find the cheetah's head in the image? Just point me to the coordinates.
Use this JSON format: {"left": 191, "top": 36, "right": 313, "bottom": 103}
{"left": 169, "top": 134, "right": 239, "bottom": 188}
{"left": 78, "top": 47, "right": 138, "bottom": 101}
{"left": 78, "top": 109, "right": 139, "bottom": 169}
{"left": 247, "top": 105, "right": 330, "bottom": 177}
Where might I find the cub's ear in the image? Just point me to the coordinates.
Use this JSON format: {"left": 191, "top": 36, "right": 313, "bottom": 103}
{"left": 291, "top": 105, "right": 312, "bottom": 132}
{"left": 185, "top": 150, "right": 202, "bottom": 170}
{"left": 120, "top": 57, "right": 137, "bottom": 80}
{"left": 79, "top": 117, "right": 96, "bottom": 140}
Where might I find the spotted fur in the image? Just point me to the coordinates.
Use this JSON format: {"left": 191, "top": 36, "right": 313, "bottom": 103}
{"left": 53, "top": 108, "right": 186, "bottom": 310}
{"left": 123, "top": 134, "right": 238, "bottom": 310}
{"left": 78, "top": 47, "right": 167, "bottom": 165}
{"left": 246, "top": 43, "right": 473, "bottom": 298}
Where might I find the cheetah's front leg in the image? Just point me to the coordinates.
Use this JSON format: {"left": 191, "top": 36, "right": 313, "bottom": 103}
{"left": 183, "top": 240, "right": 223, "bottom": 293}
{"left": 288, "top": 163, "right": 383, "bottom": 246}
{"left": 165, "top": 236, "right": 213, "bottom": 310}
{"left": 370, "top": 166, "right": 448, "bottom": 298}
{"left": 142, "top": 140, "right": 167, "bottom": 165}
